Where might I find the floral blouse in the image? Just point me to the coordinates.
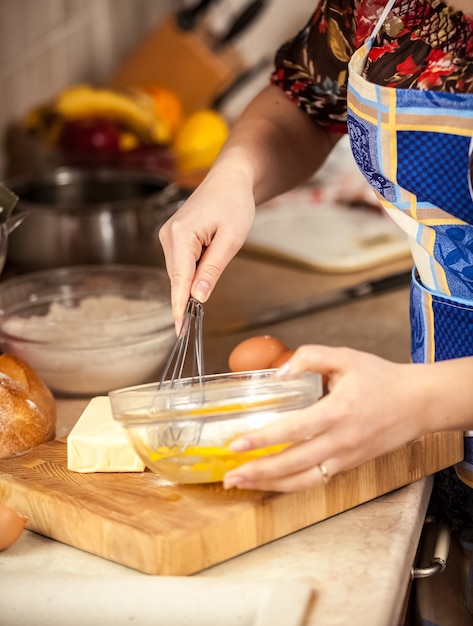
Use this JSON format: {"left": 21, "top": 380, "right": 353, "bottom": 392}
{"left": 271, "top": 0, "right": 473, "bottom": 132}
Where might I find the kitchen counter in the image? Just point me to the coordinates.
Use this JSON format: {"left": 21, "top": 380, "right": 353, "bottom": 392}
{"left": 1, "top": 251, "right": 429, "bottom": 626}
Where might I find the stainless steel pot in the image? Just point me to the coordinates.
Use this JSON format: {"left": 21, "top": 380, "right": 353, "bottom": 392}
{"left": 0, "top": 183, "right": 27, "bottom": 276}
{"left": 5, "top": 167, "right": 189, "bottom": 271}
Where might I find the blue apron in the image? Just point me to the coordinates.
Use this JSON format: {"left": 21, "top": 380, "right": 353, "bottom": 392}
{"left": 346, "top": 0, "right": 473, "bottom": 611}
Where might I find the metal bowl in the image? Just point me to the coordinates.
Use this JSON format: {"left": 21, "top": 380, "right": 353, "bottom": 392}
{"left": 5, "top": 167, "right": 189, "bottom": 271}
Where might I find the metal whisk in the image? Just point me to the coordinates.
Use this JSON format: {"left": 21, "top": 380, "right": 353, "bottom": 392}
{"left": 153, "top": 297, "right": 205, "bottom": 451}
{"left": 159, "top": 296, "right": 205, "bottom": 389}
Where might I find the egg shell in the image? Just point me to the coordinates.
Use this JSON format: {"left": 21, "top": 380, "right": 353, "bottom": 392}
{"left": 228, "top": 335, "right": 288, "bottom": 372}
{"left": 271, "top": 349, "right": 296, "bottom": 369}
{"left": 0, "top": 503, "right": 27, "bottom": 551}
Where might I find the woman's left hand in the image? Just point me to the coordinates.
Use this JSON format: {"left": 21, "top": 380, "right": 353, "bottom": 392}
{"left": 223, "top": 345, "right": 427, "bottom": 492}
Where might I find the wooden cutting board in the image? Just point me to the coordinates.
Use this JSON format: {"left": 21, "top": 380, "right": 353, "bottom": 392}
{"left": 245, "top": 202, "right": 412, "bottom": 273}
{"left": 0, "top": 432, "right": 462, "bottom": 576}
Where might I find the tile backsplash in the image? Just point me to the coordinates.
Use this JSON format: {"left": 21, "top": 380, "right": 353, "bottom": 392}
{"left": 0, "top": 0, "right": 174, "bottom": 178}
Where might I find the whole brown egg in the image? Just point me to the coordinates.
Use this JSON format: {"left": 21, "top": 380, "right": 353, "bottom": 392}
{"left": 228, "top": 335, "right": 288, "bottom": 372}
{"left": 271, "top": 349, "right": 296, "bottom": 368}
{"left": 0, "top": 503, "right": 27, "bottom": 551}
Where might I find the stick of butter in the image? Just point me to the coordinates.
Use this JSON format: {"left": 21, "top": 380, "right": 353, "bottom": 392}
{"left": 67, "top": 396, "right": 146, "bottom": 473}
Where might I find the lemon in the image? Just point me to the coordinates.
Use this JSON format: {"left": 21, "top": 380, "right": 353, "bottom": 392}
{"left": 173, "top": 110, "right": 229, "bottom": 172}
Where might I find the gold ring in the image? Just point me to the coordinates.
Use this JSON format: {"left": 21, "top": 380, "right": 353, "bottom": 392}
{"left": 318, "top": 463, "right": 330, "bottom": 485}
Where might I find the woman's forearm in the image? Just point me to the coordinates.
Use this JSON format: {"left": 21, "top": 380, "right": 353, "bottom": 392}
{"left": 414, "top": 356, "right": 473, "bottom": 434}
{"left": 210, "top": 84, "right": 343, "bottom": 206}
{"left": 159, "top": 84, "right": 343, "bottom": 325}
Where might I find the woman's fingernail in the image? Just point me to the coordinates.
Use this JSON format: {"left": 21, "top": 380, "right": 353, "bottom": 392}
{"left": 194, "top": 280, "right": 211, "bottom": 303}
{"left": 230, "top": 438, "right": 251, "bottom": 452}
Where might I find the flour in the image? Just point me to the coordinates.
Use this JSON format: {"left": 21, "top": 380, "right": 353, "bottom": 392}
{"left": 0, "top": 295, "right": 175, "bottom": 395}
{"left": 46, "top": 295, "right": 160, "bottom": 322}
{"left": 2, "top": 295, "right": 173, "bottom": 347}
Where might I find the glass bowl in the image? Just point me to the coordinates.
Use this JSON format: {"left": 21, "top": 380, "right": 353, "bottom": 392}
{"left": 109, "top": 370, "right": 323, "bottom": 484}
{"left": 0, "top": 264, "right": 175, "bottom": 396}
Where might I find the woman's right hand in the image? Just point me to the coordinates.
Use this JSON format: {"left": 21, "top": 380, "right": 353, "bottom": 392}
{"left": 159, "top": 166, "right": 256, "bottom": 331}
{"left": 159, "top": 84, "right": 341, "bottom": 331}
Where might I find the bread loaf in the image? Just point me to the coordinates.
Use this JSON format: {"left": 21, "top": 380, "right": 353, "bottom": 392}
{"left": 0, "top": 354, "right": 56, "bottom": 459}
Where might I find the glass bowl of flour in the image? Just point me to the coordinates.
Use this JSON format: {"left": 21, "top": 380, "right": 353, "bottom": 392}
{"left": 0, "top": 265, "right": 175, "bottom": 396}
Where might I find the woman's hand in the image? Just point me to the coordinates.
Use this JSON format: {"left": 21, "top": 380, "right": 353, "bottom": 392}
{"left": 159, "top": 85, "right": 339, "bottom": 330}
{"left": 223, "top": 346, "right": 430, "bottom": 492}
{"left": 159, "top": 167, "right": 256, "bottom": 331}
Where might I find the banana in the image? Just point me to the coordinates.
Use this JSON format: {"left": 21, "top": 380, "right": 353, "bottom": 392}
{"left": 54, "top": 85, "right": 171, "bottom": 144}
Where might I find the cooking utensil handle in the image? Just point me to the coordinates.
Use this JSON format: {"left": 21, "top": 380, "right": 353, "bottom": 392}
{"left": 214, "top": 0, "right": 268, "bottom": 50}
{"left": 6, "top": 210, "right": 28, "bottom": 235}
{"left": 176, "top": 0, "right": 218, "bottom": 31}
{"left": 217, "top": 269, "right": 413, "bottom": 334}
{"left": 211, "top": 56, "right": 272, "bottom": 110}
{"left": 411, "top": 516, "right": 451, "bottom": 579}
{"left": 0, "top": 183, "right": 19, "bottom": 224}
{"left": 367, "top": 269, "right": 415, "bottom": 294}
{"left": 150, "top": 182, "right": 191, "bottom": 208}
{"left": 146, "top": 182, "right": 191, "bottom": 227}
